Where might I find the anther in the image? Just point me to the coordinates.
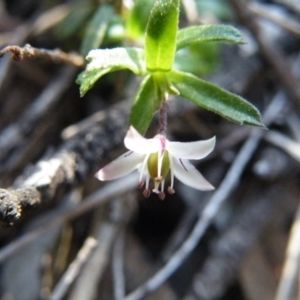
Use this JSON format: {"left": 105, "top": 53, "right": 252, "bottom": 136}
{"left": 158, "top": 192, "right": 165, "bottom": 200}
{"left": 143, "top": 189, "right": 151, "bottom": 198}
{"left": 168, "top": 186, "right": 175, "bottom": 194}
{"left": 138, "top": 181, "right": 144, "bottom": 189}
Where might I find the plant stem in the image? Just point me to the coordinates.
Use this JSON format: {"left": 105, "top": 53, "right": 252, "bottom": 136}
{"left": 159, "top": 100, "right": 168, "bottom": 135}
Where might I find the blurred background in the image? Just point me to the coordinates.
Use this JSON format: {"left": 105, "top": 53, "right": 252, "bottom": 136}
{"left": 0, "top": 0, "right": 300, "bottom": 299}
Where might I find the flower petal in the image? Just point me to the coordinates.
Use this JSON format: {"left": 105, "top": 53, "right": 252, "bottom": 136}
{"left": 167, "top": 136, "right": 216, "bottom": 160}
{"left": 95, "top": 151, "right": 144, "bottom": 181}
{"left": 124, "top": 126, "right": 159, "bottom": 154}
{"left": 172, "top": 158, "right": 214, "bottom": 190}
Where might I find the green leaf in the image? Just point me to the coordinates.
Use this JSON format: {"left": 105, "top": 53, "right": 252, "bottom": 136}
{"left": 129, "top": 75, "right": 156, "bottom": 134}
{"left": 80, "top": 4, "right": 114, "bottom": 57}
{"left": 145, "top": 0, "right": 179, "bottom": 72}
{"left": 169, "top": 70, "right": 265, "bottom": 127}
{"left": 176, "top": 25, "right": 243, "bottom": 50}
{"left": 126, "top": 0, "right": 156, "bottom": 40}
{"left": 86, "top": 47, "right": 146, "bottom": 75}
{"left": 77, "top": 68, "right": 114, "bottom": 97}
{"left": 174, "top": 43, "right": 220, "bottom": 76}
{"left": 77, "top": 47, "right": 146, "bottom": 96}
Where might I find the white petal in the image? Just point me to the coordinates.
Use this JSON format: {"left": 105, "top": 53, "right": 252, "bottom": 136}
{"left": 95, "top": 151, "right": 144, "bottom": 181}
{"left": 172, "top": 158, "right": 214, "bottom": 190}
{"left": 124, "top": 126, "right": 159, "bottom": 154}
{"left": 167, "top": 136, "right": 216, "bottom": 160}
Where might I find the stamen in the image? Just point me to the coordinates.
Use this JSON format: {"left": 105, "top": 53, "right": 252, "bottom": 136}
{"left": 157, "top": 152, "right": 163, "bottom": 178}
{"left": 161, "top": 180, "right": 165, "bottom": 192}
{"left": 169, "top": 158, "right": 174, "bottom": 189}
{"left": 153, "top": 188, "right": 159, "bottom": 194}
{"left": 153, "top": 179, "right": 161, "bottom": 192}
{"left": 145, "top": 174, "right": 150, "bottom": 189}
{"left": 159, "top": 192, "right": 165, "bottom": 200}
{"left": 137, "top": 181, "right": 144, "bottom": 189}
{"left": 143, "top": 189, "right": 151, "bottom": 198}
{"left": 139, "top": 154, "right": 151, "bottom": 183}
{"left": 168, "top": 186, "right": 175, "bottom": 194}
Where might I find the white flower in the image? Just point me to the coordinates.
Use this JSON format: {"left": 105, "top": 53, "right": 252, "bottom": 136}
{"left": 95, "top": 126, "right": 215, "bottom": 199}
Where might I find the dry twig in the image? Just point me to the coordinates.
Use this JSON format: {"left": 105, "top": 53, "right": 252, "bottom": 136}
{"left": 273, "top": 0, "right": 300, "bottom": 15}
{"left": 113, "top": 230, "right": 126, "bottom": 300}
{"left": 67, "top": 200, "right": 126, "bottom": 300}
{"left": 0, "top": 100, "right": 129, "bottom": 226}
{"left": 249, "top": 2, "right": 300, "bottom": 39}
{"left": 274, "top": 202, "right": 300, "bottom": 300}
{"left": 0, "top": 173, "right": 138, "bottom": 263}
{"left": 264, "top": 130, "right": 300, "bottom": 163}
{"left": 0, "top": 44, "right": 84, "bottom": 67}
{"left": 0, "top": 65, "right": 77, "bottom": 166}
{"left": 230, "top": 0, "right": 300, "bottom": 111}
{"left": 189, "top": 183, "right": 282, "bottom": 300}
{"left": 48, "top": 237, "right": 97, "bottom": 300}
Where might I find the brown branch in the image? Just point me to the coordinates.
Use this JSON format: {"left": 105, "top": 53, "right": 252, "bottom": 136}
{"left": 249, "top": 2, "right": 300, "bottom": 39}
{"left": 0, "top": 174, "right": 138, "bottom": 263}
{"left": 0, "top": 44, "right": 85, "bottom": 67}
{"left": 0, "top": 100, "right": 130, "bottom": 227}
{"left": 0, "top": 187, "right": 40, "bottom": 225}
{"left": 274, "top": 201, "right": 300, "bottom": 300}
{"left": 49, "top": 237, "right": 98, "bottom": 300}
{"left": 272, "top": 0, "right": 300, "bottom": 15}
{"left": 67, "top": 200, "right": 126, "bottom": 300}
{"left": 189, "top": 183, "right": 282, "bottom": 299}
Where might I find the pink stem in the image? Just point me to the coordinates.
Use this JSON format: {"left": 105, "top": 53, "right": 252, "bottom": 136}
{"left": 159, "top": 100, "right": 168, "bottom": 134}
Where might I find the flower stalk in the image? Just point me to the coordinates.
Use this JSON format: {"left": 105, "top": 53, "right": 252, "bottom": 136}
{"left": 159, "top": 100, "right": 168, "bottom": 135}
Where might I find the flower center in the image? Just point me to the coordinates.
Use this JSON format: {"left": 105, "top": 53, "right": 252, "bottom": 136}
{"left": 147, "top": 150, "right": 170, "bottom": 183}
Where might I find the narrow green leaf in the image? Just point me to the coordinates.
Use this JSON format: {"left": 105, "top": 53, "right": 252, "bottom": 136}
{"left": 80, "top": 4, "right": 114, "bottom": 57}
{"left": 169, "top": 70, "right": 265, "bottom": 127}
{"left": 129, "top": 75, "right": 156, "bottom": 134}
{"left": 176, "top": 24, "right": 243, "bottom": 50}
{"left": 77, "top": 47, "right": 146, "bottom": 96}
{"left": 145, "top": 0, "right": 179, "bottom": 72}
{"left": 126, "top": 0, "right": 156, "bottom": 40}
